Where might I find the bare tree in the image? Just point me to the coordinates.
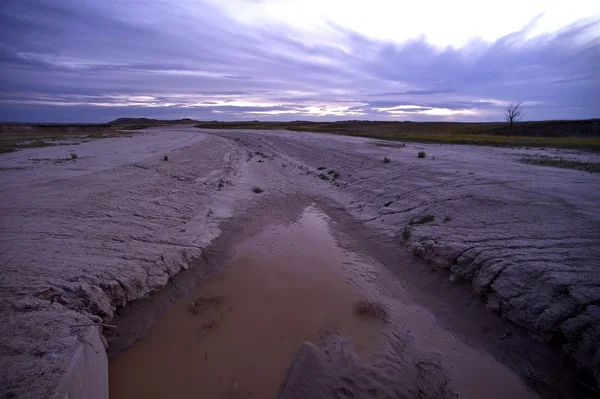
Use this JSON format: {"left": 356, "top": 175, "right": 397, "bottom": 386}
{"left": 505, "top": 101, "right": 524, "bottom": 130}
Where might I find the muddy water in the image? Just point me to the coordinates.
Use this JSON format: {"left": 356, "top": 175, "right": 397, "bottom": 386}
{"left": 109, "top": 205, "right": 537, "bottom": 399}
{"left": 109, "top": 206, "right": 386, "bottom": 398}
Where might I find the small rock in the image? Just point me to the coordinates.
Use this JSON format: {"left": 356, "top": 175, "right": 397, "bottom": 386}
{"left": 13, "top": 297, "right": 50, "bottom": 311}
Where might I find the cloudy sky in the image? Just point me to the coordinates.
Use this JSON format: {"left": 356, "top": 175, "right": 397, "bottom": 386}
{"left": 0, "top": 0, "right": 598, "bottom": 123}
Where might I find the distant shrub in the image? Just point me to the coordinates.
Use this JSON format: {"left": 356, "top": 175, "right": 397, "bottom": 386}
{"left": 70, "top": 152, "right": 78, "bottom": 159}
{"left": 409, "top": 215, "right": 435, "bottom": 225}
{"left": 418, "top": 151, "right": 426, "bottom": 158}
{"left": 252, "top": 186, "right": 263, "bottom": 193}
{"left": 354, "top": 299, "right": 388, "bottom": 321}
{"left": 383, "top": 156, "right": 391, "bottom": 163}
{"left": 373, "top": 142, "right": 405, "bottom": 148}
{"left": 163, "top": 155, "right": 169, "bottom": 161}
{"left": 402, "top": 226, "right": 411, "bottom": 240}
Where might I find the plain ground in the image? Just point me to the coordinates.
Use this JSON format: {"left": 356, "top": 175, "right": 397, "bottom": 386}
{"left": 1, "top": 126, "right": 599, "bottom": 397}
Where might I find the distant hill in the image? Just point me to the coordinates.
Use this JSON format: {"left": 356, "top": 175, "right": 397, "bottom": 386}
{"left": 108, "top": 117, "right": 199, "bottom": 125}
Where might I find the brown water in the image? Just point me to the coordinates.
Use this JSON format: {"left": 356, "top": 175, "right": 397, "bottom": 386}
{"left": 109, "top": 205, "right": 386, "bottom": 398}
{"left": 109, "top": 205, "right": 537, "bottom": 399}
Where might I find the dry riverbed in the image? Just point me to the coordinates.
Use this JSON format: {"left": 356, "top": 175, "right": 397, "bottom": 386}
{"left": 1, "top": 126, "right": 599, "bottom": 398}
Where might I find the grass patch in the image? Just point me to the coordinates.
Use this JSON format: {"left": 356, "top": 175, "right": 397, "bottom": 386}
{"left": 189, "top": 293, "right": 224, "bottom": 336}
{"left": 319, "top": 173, "right": 329, "bottom": 180}
{"left": 0, "top": 125, "right": 136, "bottom": 154}
{"left": 519, "top": 156, "right": 600, "bottom": 173}
{"left": 418, "top": 151, "right": 426, "bottom": 158}
{"left": 402, "top": 226, "right": 411, "bottom": 240}
{"left": 373, "top": 142, "right": 405, "bottom": 148}
{"left": 383, "top": 156, "right": 391, "bottom": 163}
{"left": 188, "top": 293, "right": 224, "bottom": 315}
{"left": 409, "top": 215, "right": 435, "bottom": 225}
{"left": 326, "top": 169, "right": 341, "bottom": 179}
{"left": 1, "top": 139, "right": 56, "bottom": 153}
{"left": 254, "top": 151, "right": 268, "bottom": 158}
{"left": 201, "top": 309, "right": 221, "bottom": 332}
{"left": 70, "top": 152, "right": 78, "bottom": 159}
{"left": 354, "top": 299, "right": 388, "bottom": 321}
{"left": 252, "top": 186, "right": 264, "bottom": 193}
{"left": 0, "top": 142, "right": 17, "bottom": 153}
{"left": 0, "top": 166, "right": 25, "bottom": 171}
{"left": 194, "top": 119, "right": 600, "bottom": 151}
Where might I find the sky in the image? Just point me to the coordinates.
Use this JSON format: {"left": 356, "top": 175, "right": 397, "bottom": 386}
{"left": 0, "top": 0, "right": 598, "bottom": 123}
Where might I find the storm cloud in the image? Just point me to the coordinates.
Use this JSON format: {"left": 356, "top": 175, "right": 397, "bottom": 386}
{"left": 0, "top": 0, "right": 598, "bottom": 122}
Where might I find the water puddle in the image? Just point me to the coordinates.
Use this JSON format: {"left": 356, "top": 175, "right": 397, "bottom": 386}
{"left": 109, "top": 205, "right": 385, "bottom": 398}
{"left": 109, "top": 205, "right": 537, "bottom": 399}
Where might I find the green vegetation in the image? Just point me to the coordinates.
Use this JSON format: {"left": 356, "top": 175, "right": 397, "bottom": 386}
{"left": 402, "top": 226, "right": 411, "bottom": 240}
{"left": 194, "top": 119, "right": 600, "bottom": 151}
{"left": 372, "top": 142, "right": 405, "bottom": 148}
{"left": 418, "top": 151, "right": 426, "bottom": 158}
{"left": 1, "top": 138, "right": 56, "bottom": 153}
{"left": 109, "top": 117, "right": 198, "bottom": 130}
{"left": 188, "top": 293, "right": 224, "bottom": 315}
{"left": 326, "top": 170, "right": 340, "bottom": 179}
{"left": 70, "top": 152, "right": 78, "bottom": 160}
{"left": 519, "top": 156, "right": 600, "bottom": 173}
{"left": 0, "top": 124, "right": 135, "bottom": 154}
{"left": 354, "top": 299, "right": 388, "bottom": 321}
{"left": 0, "top": 166, "right": 25, "bottom": 171}
{"left": 409, "top": 215, "right": 435, "bottom": 225}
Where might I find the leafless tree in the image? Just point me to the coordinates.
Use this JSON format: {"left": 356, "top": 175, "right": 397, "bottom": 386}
{"left": 505, "top": 101, "right": 524, "bottom": 130}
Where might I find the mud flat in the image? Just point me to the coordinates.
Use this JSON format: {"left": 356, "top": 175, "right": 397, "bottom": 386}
{"left": 109, "top": 205, "right": 536, "bottom": 399}
{"left": 1, "top": 126, "right": 598, "bottom": 397}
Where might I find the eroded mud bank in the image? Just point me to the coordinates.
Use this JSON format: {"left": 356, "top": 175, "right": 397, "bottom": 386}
{"left": 109, "top": 205, "right": 537, "bottom": 399}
